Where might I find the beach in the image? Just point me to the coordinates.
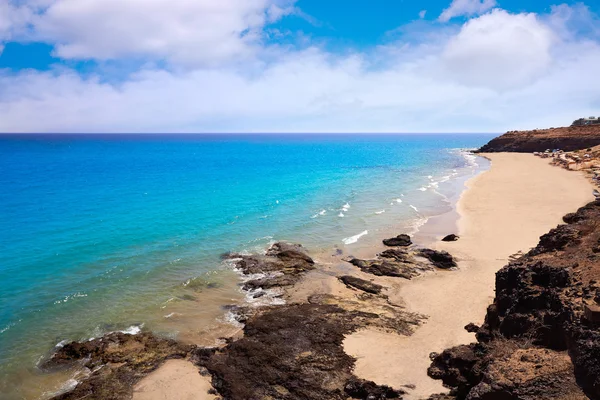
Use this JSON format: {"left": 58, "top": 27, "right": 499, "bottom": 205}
{"left": 344, "top": 153, "right": 595, "bottom": 398}
{"left": 34, "top": 150, "right": 600, "bottom": 400}
{"left": 127, "top": 152, "right": 596, "bottom": 400}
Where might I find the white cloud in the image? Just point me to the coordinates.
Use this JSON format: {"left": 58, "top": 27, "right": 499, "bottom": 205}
{"left": 439, "top": 0, "right": 496, "bottom": 22}
{"left": 0, "top": 1, "right": 34, "bottom": 50}
{"left": 0, "top": 3, "right": 599, "bottom": 133}
{"left": 30, "top": 0, "right": 295, "bottom": 66}
{"left": 419, "top": 10, "right": 427, "bottom": 19}
{"left": 441, "top": 10, "right": 554, "bottom": 90}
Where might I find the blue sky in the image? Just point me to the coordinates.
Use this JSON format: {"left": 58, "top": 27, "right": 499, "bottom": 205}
{"left": 0, "top": 0, "right": 599, "bottom": 132}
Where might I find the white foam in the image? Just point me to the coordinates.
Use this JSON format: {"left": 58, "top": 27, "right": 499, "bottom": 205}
{"left": 338, "top": 212, "right": 345, "bottom": 217}
{"left": 311, "top": 209, "right": 327, "bottom": 218}
{"left": 375, "top": 210, "right": 386, "bottom": 215}
{"left": 409, "top": 205, "right": 419, "bottom": 212}
{"left": 164, "top": 312, "right": 182, "bottom": 319}
{"left": 342, "top": 230, "right": 368, "bottom": 245}
{"left": 395, "top": 198, "right": 403, "bottom": 203}
{"left": 419, "top": 187, "right": 427, "bottom": 191}
{"left": 53, "top": 292, "right": 88, "bottom": 305}
{"left": 342, "top": 203, "right": 351, "bottom": 212}
{"left": 120, "top": 324, "right": 143, "bottom": 335}
{"left": 428, "top": 175, "right": 433, "bottom": 179}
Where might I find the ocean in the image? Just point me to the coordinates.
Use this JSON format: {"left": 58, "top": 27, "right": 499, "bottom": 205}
{"left": 0, "top": 133, "right": 494, "bottom": 399}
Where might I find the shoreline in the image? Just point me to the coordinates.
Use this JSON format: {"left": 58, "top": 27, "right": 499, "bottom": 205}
{"left": 38, "top": 152, "right": 596, "bottom": 400}
{"left": 344, "top": 153, "right": 595, "bottom": 399}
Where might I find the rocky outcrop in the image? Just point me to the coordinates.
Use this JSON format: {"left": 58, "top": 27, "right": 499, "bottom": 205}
{"left": 428, "top": 199, "right": 600, "bottom": 399}
{"left": 49, "top": 241, "right": 419, "bottom": 400}
{"left": 477, "top": 125, "right": 600, "bottom": 153}
{"left": 383, "top": 234, "right": 413, "bottom": 247}
{"left": 418, "top": 249, "right": 458, "bottom": 269}
{"left": 228, "top": 242, "right": 315, "bottom": 291}
{"left": 197, "top": 303, "right": 409, "bottom": 400}
{"left": 346, "top": 248, "right": 433, "bottom": 279}
{"left": 42, "top": 332, "right": 194, "bottom": 400}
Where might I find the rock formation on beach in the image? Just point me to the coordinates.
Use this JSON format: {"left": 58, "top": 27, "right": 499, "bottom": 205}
{"left": 478, "top": 125, "right": 600, "bottom": 153}
{"left": 45, "top": 241, "right": 429, "bottom": 400}
{"left": 428, "top": 199, "right": 600, "bottom": 399}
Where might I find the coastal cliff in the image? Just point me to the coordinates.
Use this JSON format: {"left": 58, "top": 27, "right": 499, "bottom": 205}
{"left": 478, "top": 125, "right": 600, "bottom": 153}
{"left": 428, "top": 199, "right": 600, "bottom": 399}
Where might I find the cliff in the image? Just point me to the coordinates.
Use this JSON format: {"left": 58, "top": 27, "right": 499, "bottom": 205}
{"left": 478, "top": 125, "right": 600, "bottom": 153}
{"left": 428, "top": 200, "right": 600, "bottom": 399}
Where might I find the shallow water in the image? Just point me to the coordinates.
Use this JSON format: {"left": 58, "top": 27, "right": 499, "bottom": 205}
{"left": 0, "top": 133, "right": 494, "bottom": 398}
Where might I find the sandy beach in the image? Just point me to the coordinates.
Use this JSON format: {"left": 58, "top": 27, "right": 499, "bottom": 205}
{"left": 344, "top": 153, "right": 595, "bottom": 399}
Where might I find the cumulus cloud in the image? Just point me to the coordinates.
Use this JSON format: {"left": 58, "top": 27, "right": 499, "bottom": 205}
{"left": 439, "top": 0, "right": 496, "bottom": 22}
{"left": 0, "top": 1, "right": 599, "bottom": 133}
{"left": 0, "top": 1, "right": 34, "bottom": 51}
{"left": 441, "top": 10, "right": 554, "bottom": 90}
{"left": 28, "top": 0, "right": 296, "bottom": 66}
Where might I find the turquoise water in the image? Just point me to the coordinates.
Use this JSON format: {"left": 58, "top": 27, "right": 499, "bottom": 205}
{"left": 0, "top": 134, "right": 494, "bottom": 398}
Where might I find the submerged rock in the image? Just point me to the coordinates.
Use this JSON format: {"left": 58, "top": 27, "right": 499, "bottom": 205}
{"left": 383, "top": 234, "right": 412, "bottom": 247}
{"left": 418, "top": 249, "right": 457, "bottom": 269}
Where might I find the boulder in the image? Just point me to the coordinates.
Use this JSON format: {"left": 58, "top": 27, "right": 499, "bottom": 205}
{"left": 418, "top": 249, "right": 457, "bottom": 269}
{"left": 383, "top": 234, "right": 412, "bottom": 247}
{"left": 442, "top": 234, "right": 459, "bottom": 242}
{"left": 339, "top": 276, "right": 384, "bottom": 295}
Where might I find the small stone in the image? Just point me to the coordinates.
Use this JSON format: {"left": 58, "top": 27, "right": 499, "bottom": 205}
{"left": 442, "top": 234, "right": 460, "bottom": 242}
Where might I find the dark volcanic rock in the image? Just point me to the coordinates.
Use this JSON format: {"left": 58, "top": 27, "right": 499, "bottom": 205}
{"left": 229, "top": 242, "right": 315, "bottom": 290}
{"left": 429, "top": 199, "right": 600, "bottom": 400}
{"left": 43, "top": 332, "right": 194, "bottom": 400}
{"left": 418, "top": 249, "right": 457, "bottom": 269}
{"left": 347, "top": 258, "right": 421, "bottom": 279}
{"left": 383, "top": 234, "right": 412, "bottom": 247}
{"left": 378, "top": 248, "right": 413, "bottom": 262}
{"left": 442, "top": 234, "right": 460, "bottom": 242}
{"left": 199, "top": 304, "right": 407, "bottom": 400}
{"left": 477, "top": 125, "right": 600, "bottom": 153}
{"left": 347, "top": 248, "right": 432, "bottom": 280}
{"left": 344, "top": 378, "right": 404, "bottom": 399}
{"left": 339, "top": 275, "right": 384, "bottom": 295}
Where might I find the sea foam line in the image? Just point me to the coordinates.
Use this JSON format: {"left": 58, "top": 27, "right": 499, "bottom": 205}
{"left": 342, "top": 230, "right": 368, "bottom": 245}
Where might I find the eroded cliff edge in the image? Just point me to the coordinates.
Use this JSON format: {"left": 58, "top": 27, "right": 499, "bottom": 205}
{"left": 428, "top": 199, "right": 600, "bottom": 400}
{"left": 478, "top": 125, "right": 600, "bottom": 153}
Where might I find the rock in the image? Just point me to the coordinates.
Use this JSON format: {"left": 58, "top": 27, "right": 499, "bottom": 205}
{"left": 339, "top": 276, "right": 384, "bottom": 295}
{"left": 344, "top": 378, "right": 404, "bottom": 399}
{"left": 198, "top": 303, "right": 415, "bottom": 400}
{"left": 378, "top": 249, "right": 413, "bottom": 262}
{"left": 42, "top": 332, "right": 194, "bottom": 400}
{"left": 584, "top": 304, "right": 600, "bottom": 324}
{"left": 418, "top": 249, "right": 457, "bottom": 269}
{"left": 428, "top": 199, "right": 600, "bottom": 400}
{"left": 476, "top": 125, "right": 600, "bottom": 153}
{"left": 442, "top": 234, "right": 460, "bottom": 242}
{"left": 464, "top": 323, "right": 480, "bottom": 333}
{"left": 383, "top": 234, "right": 412, "bottom": 247}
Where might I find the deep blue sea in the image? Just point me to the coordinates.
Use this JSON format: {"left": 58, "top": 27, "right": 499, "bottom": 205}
{"left": 0, "top": 134, "right": 494, "bottom": 398}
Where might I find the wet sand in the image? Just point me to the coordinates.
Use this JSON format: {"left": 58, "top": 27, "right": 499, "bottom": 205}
{"left": 343, "top": 153, "right": 595, "bottom": 399}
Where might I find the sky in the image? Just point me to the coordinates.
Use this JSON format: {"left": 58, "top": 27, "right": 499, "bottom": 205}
{"left": 0, "top": 0, "right": 599, "bottom": 133}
